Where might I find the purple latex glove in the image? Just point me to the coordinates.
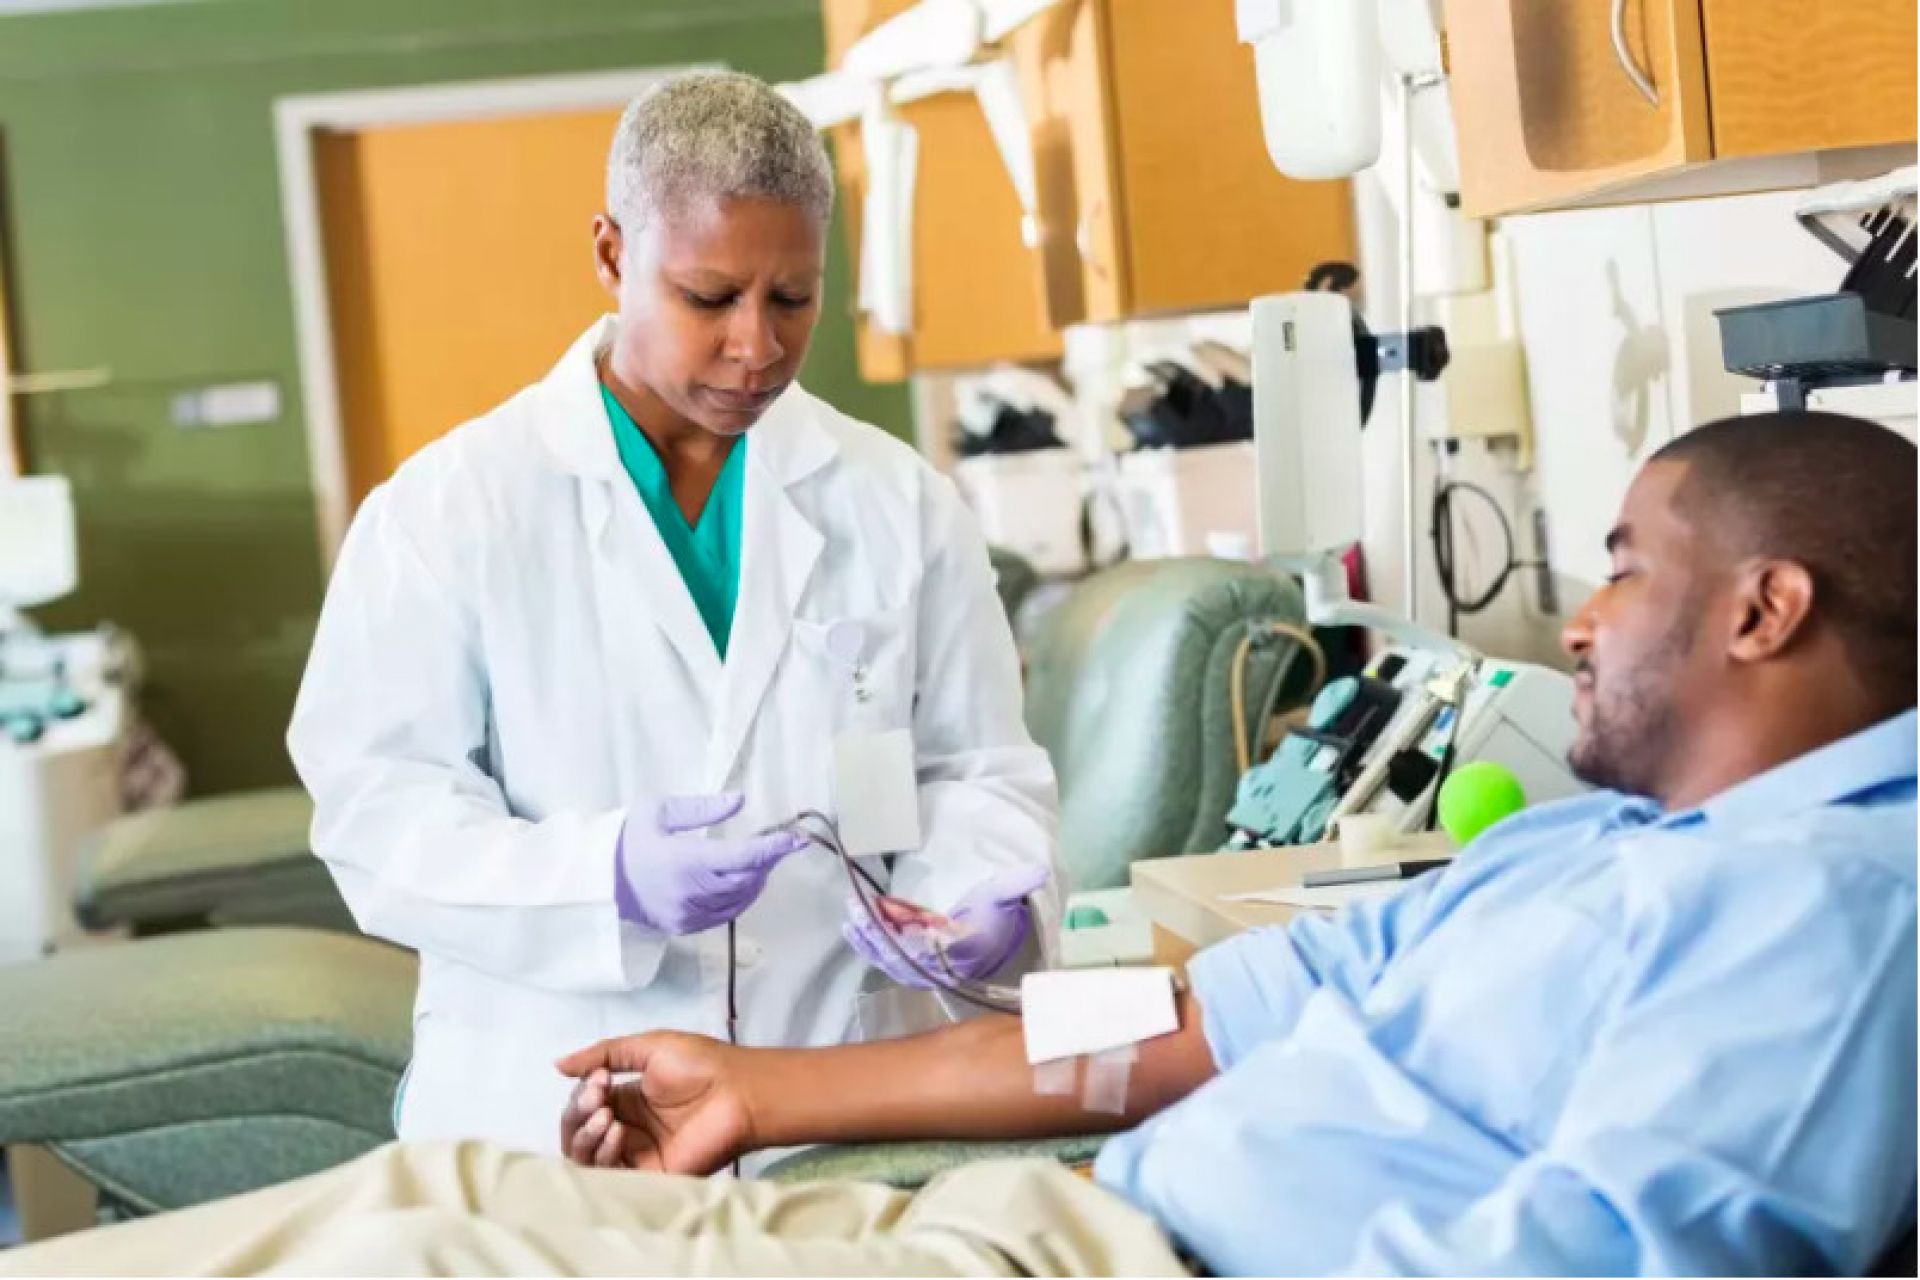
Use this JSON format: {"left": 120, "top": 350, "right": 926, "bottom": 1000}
{"left": 843, "top": 863, "right": 1049, "bottom": 988}
{"left": 614, "top": 793, "right": 807, "bottom": 935}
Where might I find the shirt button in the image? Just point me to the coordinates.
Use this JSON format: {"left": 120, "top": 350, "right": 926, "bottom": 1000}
{"left": 734, "top": 935, "right": 763, "bottom": 969}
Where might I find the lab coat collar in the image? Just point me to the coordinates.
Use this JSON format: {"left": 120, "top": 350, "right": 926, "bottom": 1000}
{"left": 533, "top": 316, "right": 836, "bottom": 789}
{"left": 531, "top": 315, "right": 839, "bottom": 490}
{"left": 533, "top": 317, "right": 624, "bottom": 483}
{"left": 707, "top": 390, "right": 832, "bottom": 788}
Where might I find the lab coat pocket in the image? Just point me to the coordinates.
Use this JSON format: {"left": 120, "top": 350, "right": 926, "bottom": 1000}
{"left": 790, "top": 602, "right": 917, "bottom": 732}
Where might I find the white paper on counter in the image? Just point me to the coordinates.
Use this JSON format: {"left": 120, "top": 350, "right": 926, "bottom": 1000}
{"left": 1223, "top": 880, "right": 1406, "bottom": 913}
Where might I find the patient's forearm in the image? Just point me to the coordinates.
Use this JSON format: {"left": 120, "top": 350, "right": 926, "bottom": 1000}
{"left": 742, "top": 995, "right": 1215, "bottom": 1150}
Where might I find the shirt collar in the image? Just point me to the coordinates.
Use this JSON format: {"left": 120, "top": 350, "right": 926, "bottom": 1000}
{"left": 1660, "top": 708, "right": 1919, "bottom": 832}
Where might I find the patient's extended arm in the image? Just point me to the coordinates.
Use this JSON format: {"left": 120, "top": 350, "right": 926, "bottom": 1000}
{"left": 554, "top": 995, "right": 1216, "bottom": 1175}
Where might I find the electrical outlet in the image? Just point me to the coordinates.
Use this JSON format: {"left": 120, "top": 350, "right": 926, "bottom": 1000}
{"left": 1531, "top": 507, "right": 1560, "bottom": 615}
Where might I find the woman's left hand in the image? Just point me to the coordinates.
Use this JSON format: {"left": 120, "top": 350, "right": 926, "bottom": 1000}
{"left": 842, "top": 864, "right": 1048, "bottom": 988}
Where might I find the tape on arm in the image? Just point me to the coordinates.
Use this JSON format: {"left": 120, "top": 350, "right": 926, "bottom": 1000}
{"left": 1021, "top": 967, "right": 1179, "bottom": 1112}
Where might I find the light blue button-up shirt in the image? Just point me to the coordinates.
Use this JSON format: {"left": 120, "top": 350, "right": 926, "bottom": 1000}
{"left": 1096, "top": 711, "right": 1918, "bottom": 1276}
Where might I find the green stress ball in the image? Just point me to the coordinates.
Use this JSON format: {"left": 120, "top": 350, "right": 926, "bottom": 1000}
{"left": 1437, "top": 761, "right": 1528, "bottom": 846}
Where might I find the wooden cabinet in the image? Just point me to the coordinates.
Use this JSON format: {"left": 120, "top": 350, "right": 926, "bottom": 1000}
{"left": 824, "top": 0, "right": 1064, "bottom": 377}
{"left": 1698, "top": 0, "right": 1916, "bottom": 160}
{"left": 1446, "top": 0, "right": 1917, "bottom": 218}
{"left": 1013, "top": 0, "right": 1357, "bottom": 329}
{"left": 824, "top": 0, "right": 1358, "bottom": 380}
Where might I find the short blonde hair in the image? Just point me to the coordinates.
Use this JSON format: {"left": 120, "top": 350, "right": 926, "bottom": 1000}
{"left": 606, "top": 70, "right": 834, "bottom": 237}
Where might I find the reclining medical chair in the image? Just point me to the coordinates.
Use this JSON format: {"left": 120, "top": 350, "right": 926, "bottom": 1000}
{"left": 72, "top": 788, "right": 346, "bottom": 937}
{"left": 0, "top": 557, "right": 1311, "bottom": 1221}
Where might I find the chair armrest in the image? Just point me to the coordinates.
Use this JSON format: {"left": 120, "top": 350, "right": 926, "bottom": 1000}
{"left": 74, "top": 788, "right": 352, "bottom": 935}
{"left": 763, "top": 1134, "right": 1108, "bottom": 1189}
{"left": 0, "top": 928, "right": 413, "bottom": 1213}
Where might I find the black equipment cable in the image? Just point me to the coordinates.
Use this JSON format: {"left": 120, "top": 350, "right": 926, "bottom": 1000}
{"left": 1430, "top": 478, "right": 1521, "bottom": 636}
{"left": 732, "top": 812, "right": 1024, "bottom": 1021}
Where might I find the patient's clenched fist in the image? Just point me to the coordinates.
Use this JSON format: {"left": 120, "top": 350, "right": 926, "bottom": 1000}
{"left": 561, "top": 1069, "right": 627, "bottom": 1168}
{"left": 555, "top": 1032, "right": 754, "bottom": 1175}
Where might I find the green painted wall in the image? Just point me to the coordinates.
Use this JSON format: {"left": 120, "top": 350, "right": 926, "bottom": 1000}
{"left": 0, "top": 0, "right": 908, "bottom": 795}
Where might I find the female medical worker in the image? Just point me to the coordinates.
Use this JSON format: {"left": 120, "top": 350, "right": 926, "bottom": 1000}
{"left": 287, "top": 71, "right": 1062, "bottom": 1154}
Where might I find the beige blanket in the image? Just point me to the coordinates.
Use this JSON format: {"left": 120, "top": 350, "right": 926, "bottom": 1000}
{"left": 0, "top": 1140, "right": 1188, "bottom": 1277}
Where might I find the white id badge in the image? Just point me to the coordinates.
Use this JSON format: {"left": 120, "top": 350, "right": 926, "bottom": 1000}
{"left": 833, "top": 726, "right": 922, "bottom": 856}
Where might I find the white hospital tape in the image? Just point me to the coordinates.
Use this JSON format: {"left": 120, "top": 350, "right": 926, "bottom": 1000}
{"left": 1021, "top": 967, "right": 1178, "bottom": 1065}
{"left": 1082, "top": 1044, "right": 1137, "bottom": 1115}
{"left": 1031, "top": 1056, "right": 1077, "bottom": 1096}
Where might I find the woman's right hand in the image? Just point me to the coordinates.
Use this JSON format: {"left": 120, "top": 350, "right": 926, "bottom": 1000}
{"left": 614, "top": 794, "right": 808, "bottom": 935}
{"left": 556, "top": 1032, "right": 756, "bottom": 1175}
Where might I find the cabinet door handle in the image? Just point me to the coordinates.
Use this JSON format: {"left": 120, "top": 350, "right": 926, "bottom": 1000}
{"left": 1610, "top": 0, "right": 1660, "bottom": 106}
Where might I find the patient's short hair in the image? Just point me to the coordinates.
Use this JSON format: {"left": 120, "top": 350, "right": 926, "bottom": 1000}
{"left": 1654, "top": 411, "right": 1916, "bottom": 709}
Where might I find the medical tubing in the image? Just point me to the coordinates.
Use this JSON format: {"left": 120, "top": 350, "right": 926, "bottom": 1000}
{"left": 725, "top": 921, "right": 738, "bottom": 1045}
{"left": 839, "top": 856, "right": 1021, "bottom": 1015}
{"left": 773, "top": 811, "right": 1023, "bottom": 1015}
{"left": 778, "top": 811, "right": 1019, "bottom": 1011}
{"left": 1230, "top": 621, "right": 1330, "bottom": 773}
{"left": 1430, "top": 479, "right": 1519, "bottom": 620}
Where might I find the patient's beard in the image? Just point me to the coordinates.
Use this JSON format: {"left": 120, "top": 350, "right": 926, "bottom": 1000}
{"left": 1568, "top": 614, "right": 1698, "bottom": 801}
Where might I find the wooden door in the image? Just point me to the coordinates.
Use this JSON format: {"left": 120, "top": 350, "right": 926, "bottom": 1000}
{"left": 315, "top": 108, "right": 618, "bottom": 507}
{"left": 1699, "top": 0, "right": 1917, "bottom": 159}
{"left": 1446, "top": 0, "right": 1713, "bottom": 218}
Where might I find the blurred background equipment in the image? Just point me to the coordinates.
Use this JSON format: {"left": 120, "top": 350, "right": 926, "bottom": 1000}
{"left": 0, "top": 477, "right": 129, "bottom": 965}
{"left": 1722, "top": 166, "right": 1916, "bottom": 434}
{"left": 950, "top": 367, "right": 1088, "bottom": 578}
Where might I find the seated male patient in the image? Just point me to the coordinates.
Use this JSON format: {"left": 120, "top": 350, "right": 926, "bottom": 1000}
{"left": 7, "top": 410, "right": 1914, "bottom": 1277}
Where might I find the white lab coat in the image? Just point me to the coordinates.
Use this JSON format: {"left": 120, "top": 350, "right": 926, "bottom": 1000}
{"left": 288, "top": 317, "right": 1062, "bottom": 1154}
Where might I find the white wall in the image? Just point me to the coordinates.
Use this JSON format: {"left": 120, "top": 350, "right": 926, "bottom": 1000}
{"left": 1506, "top": 191, "right": 1852, "bottom": 589}
{"left": 1352, "top": 138, "right": 1873, "bottom": 668}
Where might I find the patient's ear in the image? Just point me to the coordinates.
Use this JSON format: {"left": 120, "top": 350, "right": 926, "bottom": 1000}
{"left": 1726, "top": 558, "right": 1816, "bottom": 664}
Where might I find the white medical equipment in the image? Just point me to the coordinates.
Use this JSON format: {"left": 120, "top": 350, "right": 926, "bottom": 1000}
{"left": 0, "top": 475, "right": 129, "bottom": 964}
{"left": 1224, "top": 643, "right": 1579, "bottom": 848}
{"left": 1235, "top": 0, "right": 1458, "bottom": 191}
{"left": 1251, "top": 289, "right": 1452, "bottom": 638}
{"left": 1726, "top": 166, "right": 1917, "bottom": 440}
{"left": 1241, "top": 287, "right": 1583, "bottom": 846}
{"left": 950, "top": 367, "right": 1088, "bottom": 577}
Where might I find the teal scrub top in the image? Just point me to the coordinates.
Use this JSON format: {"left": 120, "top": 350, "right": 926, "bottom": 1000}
{"left": 601, "top": 383, "right": 747, "bottom": 658}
